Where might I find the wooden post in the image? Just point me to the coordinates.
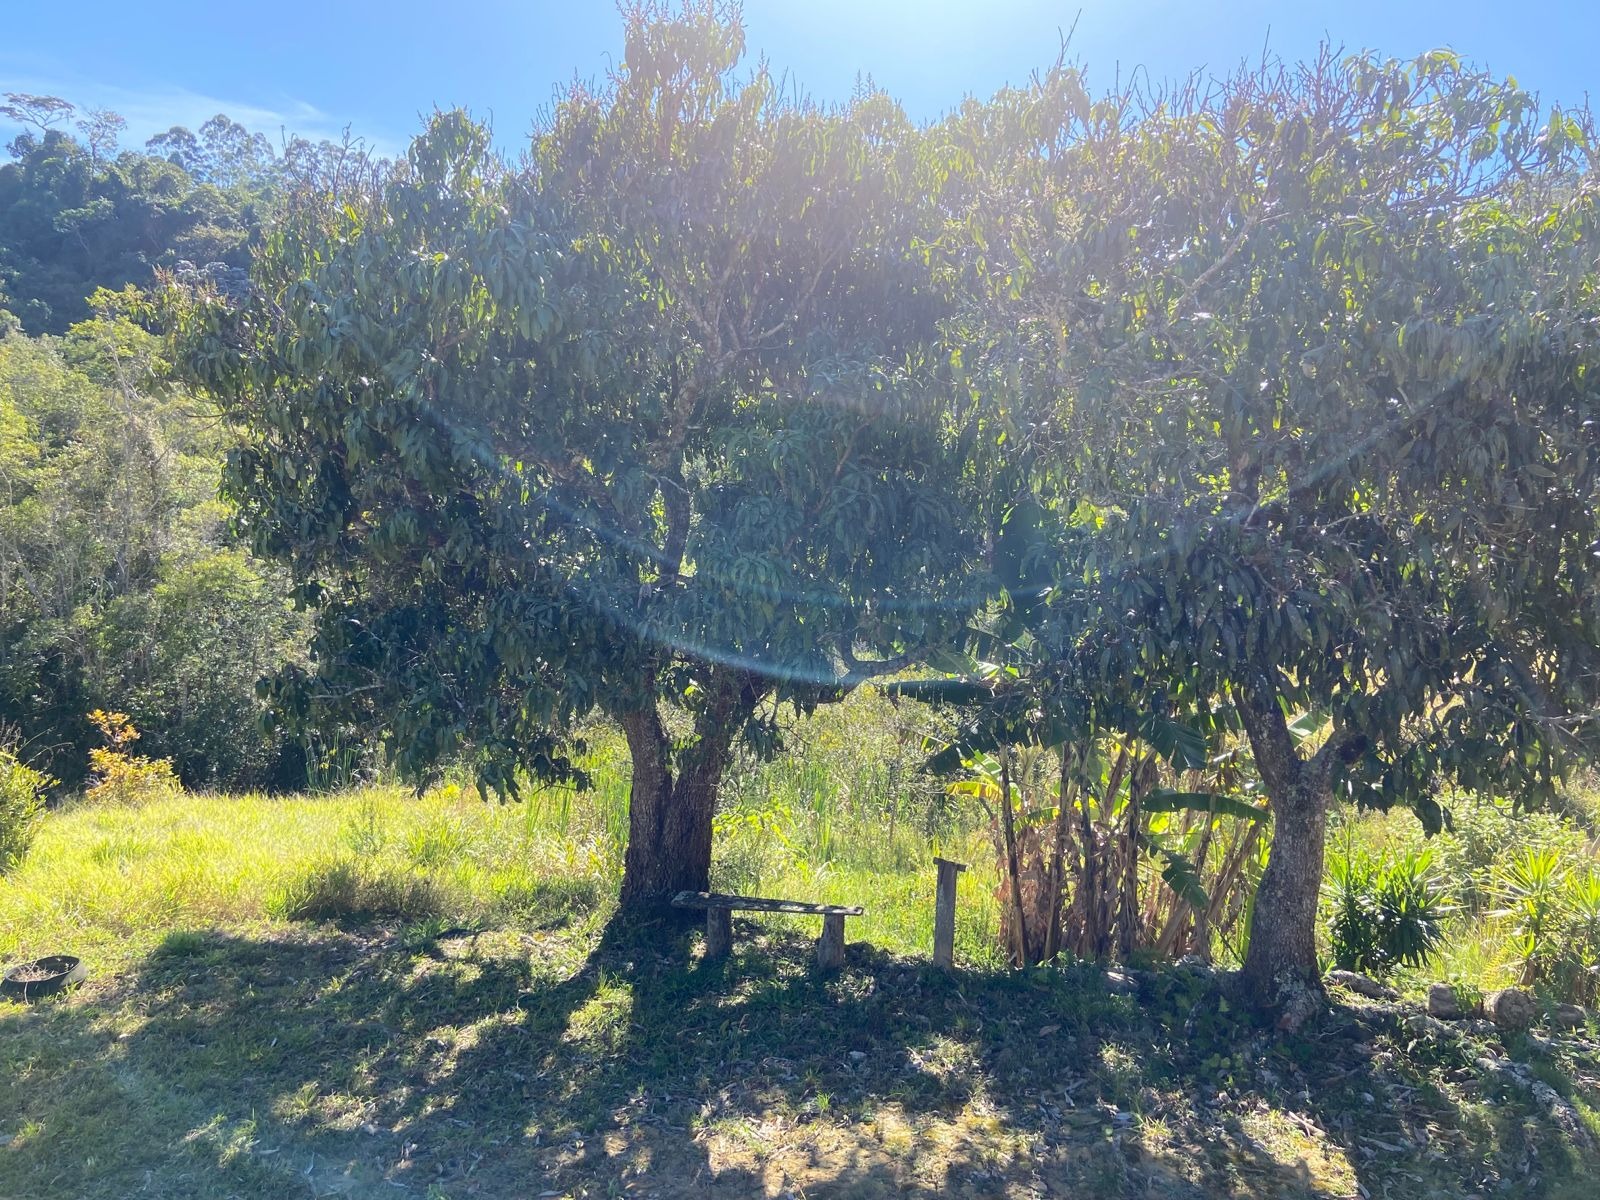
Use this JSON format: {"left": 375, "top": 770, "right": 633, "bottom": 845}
{"left": 705, "top": 906, "right": 733, "bottom": 959}
{"left": 817, "top": 912, "right": 846, "bottom": 971}
{"left": 933, "top": 857, "right": 966, "bottom": 969}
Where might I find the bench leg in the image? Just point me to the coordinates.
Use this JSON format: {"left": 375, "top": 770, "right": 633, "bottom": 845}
{"left": 933, "top": 859, "right": 961, "bottom": 970}
{"left": 705, "top": 907, "right": 733, "bottom": 960}
{"left": 817, "top": 913, "right": 846, "bottom": 971}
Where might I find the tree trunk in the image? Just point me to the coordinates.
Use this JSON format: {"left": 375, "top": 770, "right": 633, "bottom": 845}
{"left": 1234, "top": 671, "right": 1345, "bottom": 998}
{"left": 616, "top": 670, "right": 762, "bottom": 913}
{"left": 1239, "top": 775, "right": 1329, "bottom": 994}
{"left": 617, "top": 706, "right": 719, "bottom": 910}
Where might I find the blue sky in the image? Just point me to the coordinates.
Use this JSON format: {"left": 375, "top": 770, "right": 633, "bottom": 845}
{"left": 2, "top": 2, "right": 1596, "bottom": 158}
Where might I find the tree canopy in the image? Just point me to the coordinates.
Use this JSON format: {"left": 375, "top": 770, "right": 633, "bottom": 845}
{"left": 953, "top": 49, "right": 1600, "bottom": 991}
{"left": 0, "top": 300, "right": 307, "bottom": 787}
{"left": 1, "top": 91, "right": 383, "bottom": 335}
{"left": 176, "top": 3, "right": 988, "bottom": 908}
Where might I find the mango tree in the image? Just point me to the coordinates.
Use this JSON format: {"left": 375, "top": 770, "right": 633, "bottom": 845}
{"left": 968, "top": 52, "right": 1600, "bottom": 999}
{"left": 174, "top": 4, "right": 984, "bottom": 910}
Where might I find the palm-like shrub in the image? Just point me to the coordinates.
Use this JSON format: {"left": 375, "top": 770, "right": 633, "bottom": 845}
{"left": 1326, "top": 849, "right": 1449, "bottom": 976}
{"left": 1495, "top": 850, "right": 1600, "bottom": 1000}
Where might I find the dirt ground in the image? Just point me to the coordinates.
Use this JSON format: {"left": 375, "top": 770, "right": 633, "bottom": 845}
{"left": 3, "top": 919, "right": 1598, "bottom": 1199}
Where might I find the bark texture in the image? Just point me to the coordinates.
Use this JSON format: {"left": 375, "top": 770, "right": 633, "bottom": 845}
{"left": 1235, "top": 671, "right": 1361, "bottom": 999}
{"left": 617, "top": 670, "right": 762, "bottom": 912}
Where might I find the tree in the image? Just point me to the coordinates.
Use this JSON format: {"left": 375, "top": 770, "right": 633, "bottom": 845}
{"left": 174, "top": 3, "right": 982, "bottom": 910}
{"left": 0, "top": 117, "right": 257, "bottom": 333}
{"left": 77, "top": 108, "right": 125, "bottom": 171}
{"left": 978, "top": 50, "right": 1600, "bottom": 997}
{"left": 1, "top": 93, "right": 74, "bottom": 142}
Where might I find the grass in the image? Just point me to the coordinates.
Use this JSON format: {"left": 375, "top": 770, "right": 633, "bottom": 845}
{"left": 3, "top": 701, "right": 1600, "bottom": 1198}
{"left": 0, "top": 774, "right": 1002, "bottom": 981}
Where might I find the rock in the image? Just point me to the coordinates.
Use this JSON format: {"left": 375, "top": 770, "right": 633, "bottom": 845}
{"left": 1485, "top": 986, "right": 1538, "bottom": 1033}
{"left": 1324, "top": 969, "right": 1397, "bottom": 1000}
{"left": 1103, "top": 969, "right": 1137, "bottom": 994}
{"left": 1427, "top": 982, "right": 1462, "bottom": 1019}
{"left": 1273, "top": 975, "right": 1327, "bottom": 1033}
{"left": 1550, "top": 1003, "right": 1590, "bottom": 1030}
{"left": 1475, "top": 1055, "right": 1594, "bottom": 1149}
{"left": 1404, "top": 1013, "right": 1452, "bottom": 1038}
{"left": 1523, "top": 1032, "right": 1556, "bottom": 1056}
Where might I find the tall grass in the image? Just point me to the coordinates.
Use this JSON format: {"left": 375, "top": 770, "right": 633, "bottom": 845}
{"left": 0, "top": 785, "right": 616, "bottom": 969}
{"left": 1, "top": 689, "right": 1005, "bottom": 973}
{"left": 20, "top": 688, "right": 1593, "bottom": 991}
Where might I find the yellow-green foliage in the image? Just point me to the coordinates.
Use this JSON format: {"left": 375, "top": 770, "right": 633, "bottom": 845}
{"left": 0, "top": 786, "right": 606, "bottom": 968}
{"left": 1, "top": 719, "right": 1003, "bottom": 973}
{"left": 84, "top": 710, "right": 180, "bottom": 806}
{"left": 1329, "top": 787, "right": 1600, "bottom": 999}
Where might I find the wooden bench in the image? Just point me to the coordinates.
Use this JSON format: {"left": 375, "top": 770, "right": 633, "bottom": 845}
{"left": 671, "top": 891, "right": 864, "bottom": 970}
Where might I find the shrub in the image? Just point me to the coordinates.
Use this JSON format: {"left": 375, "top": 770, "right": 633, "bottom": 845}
{"left": 1494, "top": 850, "right": 1600, "bottom": 1002}
{"left": 0, "top": 745, "right": 50, "bottom": 871}
{"left": 84, "top": 709, "right": 180, "bottom": 804}
{"left": 1326, "top": 848, "right": 1449, "bottom": 976}
{"left": 1432, "top": 797, "right": 1587, "bottom": 914}
{"left": 89, "top": 551, "right": 310, "bottom": 790}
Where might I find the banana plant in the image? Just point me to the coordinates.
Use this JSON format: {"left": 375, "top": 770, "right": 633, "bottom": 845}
{"left": 898, "top": 614, "right": 1269, "bottom": 965}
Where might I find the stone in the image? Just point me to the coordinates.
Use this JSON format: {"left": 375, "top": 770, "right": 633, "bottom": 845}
{"left": 1404, "top": 1013, "right": 1452, "bottom": 1038}
{"left": 1103, "top": 969, "right": 1137, "bottom": 994}
{"left": 1485, "top": 986, "right": 1538, "bottom": 1033}
{"left": 1426, "top": 982, "right": 1462, "bottom": 1019}
{"left": 1273, "top": 975, "right": 1327, "bottom": 1033}
{"left": 1550, "top": 1003, "right": 1590, "bottom": 1030}
{"left": 1324, "top": 969, "right": 1397, "bottom": 1000}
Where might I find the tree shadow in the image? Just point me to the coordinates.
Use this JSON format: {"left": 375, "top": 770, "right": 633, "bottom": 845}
{"left": 2, "top": 919, "right": 1596, "bottom": 1199}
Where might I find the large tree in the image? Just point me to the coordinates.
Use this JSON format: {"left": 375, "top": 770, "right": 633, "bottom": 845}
{"left": 175, "top": 4, "right": 982, "bottom": 908}
{"left": 971, "top": 52, "right": 1600, "bottom": 998}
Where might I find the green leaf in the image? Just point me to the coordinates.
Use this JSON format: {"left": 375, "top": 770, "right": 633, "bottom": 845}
{"left": 1143, "top": 789, "right": 1267, "bottom": 823}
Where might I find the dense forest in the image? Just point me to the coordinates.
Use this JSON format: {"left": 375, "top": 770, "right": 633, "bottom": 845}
{"left": 0, "top": 93, "right": 382, "bottom": 788}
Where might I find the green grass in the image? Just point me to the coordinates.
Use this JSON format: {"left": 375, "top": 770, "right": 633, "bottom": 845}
{"left": 0, "top": 772, "right": 1003, "bottom": 979}
{"left": 4, "top": 901, "right": 1598, "bottom": 1199}
{"left": 4, "top": 708, "right": 1600, "bottom": 1198}
{"left": 4, "top": 778, "right": 1600, "bottom": 1198}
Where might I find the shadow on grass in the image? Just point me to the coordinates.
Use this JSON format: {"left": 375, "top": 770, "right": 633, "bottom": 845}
{"left": 2, "top": 913, "right": 1597, "bottom": 1199}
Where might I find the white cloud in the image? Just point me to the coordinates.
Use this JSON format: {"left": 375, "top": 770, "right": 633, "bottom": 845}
{"left": 0, "top": 71, "right": 405, "bottom": 159}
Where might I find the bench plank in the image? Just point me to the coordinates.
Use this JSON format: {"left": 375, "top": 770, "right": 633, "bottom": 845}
{"left": 671, "top": 891, "right": 864, "bottom": 917}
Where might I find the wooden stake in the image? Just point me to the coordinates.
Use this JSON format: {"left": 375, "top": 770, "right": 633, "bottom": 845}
{"left": 933, "top": 856, "right": 967, "bottom": 969}
{"left": 817, "top": 912, "right": 846, "bottom": 971}
{"left": 705, "top": 907, "right": 732, "bottom": 959}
